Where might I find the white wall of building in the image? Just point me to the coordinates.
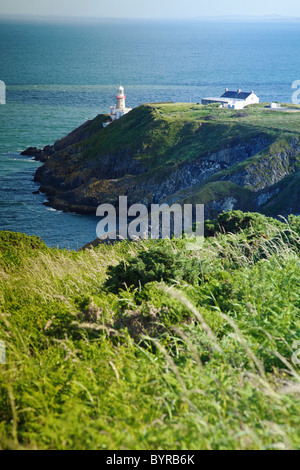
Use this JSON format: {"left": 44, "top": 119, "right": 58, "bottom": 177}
{"left": 245, "top": 93, "right": 260, "bottom": 105}
{"left": 202, "top": 91, "right": 259, "bottom": 110}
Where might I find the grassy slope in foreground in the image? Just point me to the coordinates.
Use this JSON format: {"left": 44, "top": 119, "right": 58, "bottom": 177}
{"left": 34, "top": 102, "right": 300, "bottom": 217}
{"left": 1, "top": 211, "right": 300, "bottom": 450}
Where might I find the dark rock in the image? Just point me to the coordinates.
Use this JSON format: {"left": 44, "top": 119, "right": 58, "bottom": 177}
{"left": 21, "top": 147, "right": 41, "bottom": 157}
{"left": 43, "top": 145, "right": 55, "bottom": 156}
{"left": 204, "top": 115, "right": 218, "bottom": 121}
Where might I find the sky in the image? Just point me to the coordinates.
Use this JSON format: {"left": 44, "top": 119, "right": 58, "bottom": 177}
{"left": 0, "top": 0, "right": 300, "bottom": 19}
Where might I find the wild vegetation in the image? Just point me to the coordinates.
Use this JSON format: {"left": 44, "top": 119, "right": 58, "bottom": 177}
{"left": 1, "top": 210, "right": 300, "bottom": 450}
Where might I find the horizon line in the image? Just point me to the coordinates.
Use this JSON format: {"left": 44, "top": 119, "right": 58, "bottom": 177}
{"left": 1, "top": 13, "right": 300, "bottom": 22}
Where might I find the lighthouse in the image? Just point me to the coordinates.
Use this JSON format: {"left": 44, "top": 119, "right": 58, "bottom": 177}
{"left": 109, "top": 86, "right": 132, "bottom": 122}
{"left": 116, "top": 86, "right": 126, "bottom": 110}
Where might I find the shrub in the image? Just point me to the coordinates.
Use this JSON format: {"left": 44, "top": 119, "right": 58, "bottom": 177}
{"left": 0, "top": 231, "right": 48, "bottom": 268}
{"left": 136, "top": 282, "right": 192, "bottom": 326}
{"left": 105, "top": 244, "right": 201, "bottom": 292}
{"left": 288, "top": 214, "right": 300, "bottom": 236}
{"left": 204, "top": 210, "right": 284, "bottom": 237}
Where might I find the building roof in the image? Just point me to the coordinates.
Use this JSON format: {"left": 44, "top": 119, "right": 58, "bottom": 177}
{"left": 221, "top": 90, "right": 253, "bottom": 100}
{"left": 202, "top": 97, "right": 230, "bottom": 102}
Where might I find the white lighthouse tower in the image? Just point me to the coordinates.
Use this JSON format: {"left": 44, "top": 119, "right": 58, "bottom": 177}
{"left": 109, "top": 86, "right": 132, "bottom": 122}
{"left": 116, "top": 86, "right": 126, "bottom": 110}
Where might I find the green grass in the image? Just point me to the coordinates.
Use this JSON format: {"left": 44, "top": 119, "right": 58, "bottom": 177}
{"left": 1, "top": 212, "right": 300, "bottom": 449}
{"left": 67, "top": 102, "right": 300, "bottom": 172}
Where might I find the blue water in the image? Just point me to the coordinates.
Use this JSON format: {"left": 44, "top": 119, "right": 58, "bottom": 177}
{"left": 1, "top": 18, "right": 300, "bottom": 249}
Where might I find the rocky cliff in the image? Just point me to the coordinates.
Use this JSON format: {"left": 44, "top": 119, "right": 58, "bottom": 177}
{"left": 24, "top": 102, "right": 300, "bottom": 219}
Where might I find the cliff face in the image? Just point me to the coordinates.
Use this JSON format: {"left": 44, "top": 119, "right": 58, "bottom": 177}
{"left": 130, "top": 138, "right": 270, "bottom": 205}
{"left": 219, "top": 139, "right": 300, "bottom": 190}
{"left": 27, "top": 102, "right": 300, "bottom": 219}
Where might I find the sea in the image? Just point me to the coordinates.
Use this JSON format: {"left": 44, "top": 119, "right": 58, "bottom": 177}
{"left": 1, "top": 17, "right": 300, "bottom": 249}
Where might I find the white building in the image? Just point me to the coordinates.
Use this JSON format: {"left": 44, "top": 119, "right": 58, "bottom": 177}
{"left": 103, "top": 86, "right": 132, "bottom": 127}
{"left": 270, "top": 102, "right": 281, "bottom": 109}
{"left": 202, "top": 89, "right": 259, "bottom": 109}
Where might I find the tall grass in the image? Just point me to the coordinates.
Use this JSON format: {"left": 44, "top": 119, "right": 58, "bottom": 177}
{"left": 0, "top": 218, "right": 300, "bottom": 449}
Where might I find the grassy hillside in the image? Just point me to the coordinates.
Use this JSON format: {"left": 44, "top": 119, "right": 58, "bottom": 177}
{"left": 1, "top": 211, "right": 300, "bottom": 450}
